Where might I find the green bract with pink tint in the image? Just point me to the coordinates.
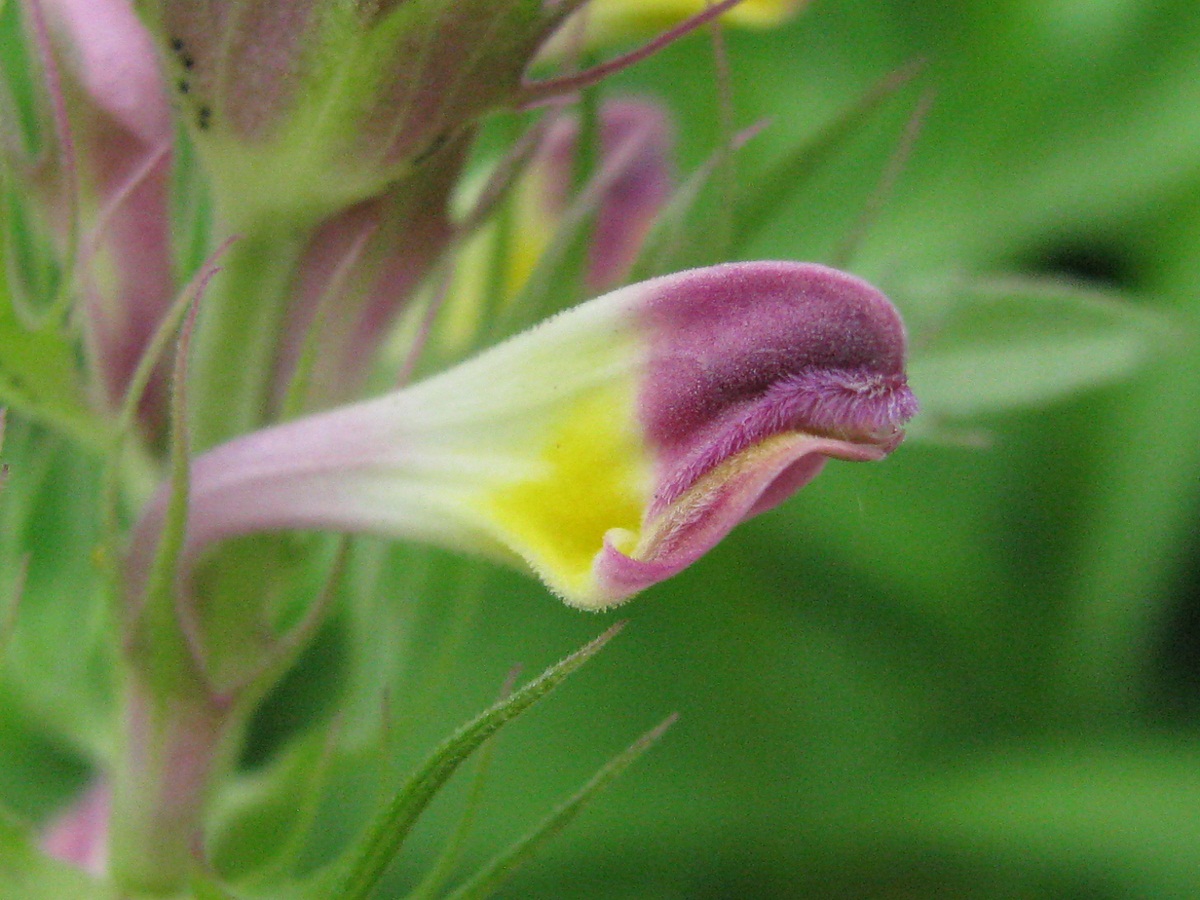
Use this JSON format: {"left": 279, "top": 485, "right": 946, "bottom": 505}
{"left": 129, "top": 262, "right": 916, "bottom": 610}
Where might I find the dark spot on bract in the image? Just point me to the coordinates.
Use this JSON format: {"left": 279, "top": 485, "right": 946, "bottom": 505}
{"left": 413, "top": 131, "right": 450, "bottom": 165}
{"left": 169, "top": 36, "right": 184, "bottom": 52}
{"left": 197, "top": 105, "right": 212, "bottom": 130}
{"left": 182, "top": 53, "right": 195, "bottom": 70}
{"left": 178, "top": 79, "right": 190, "bottom": 94}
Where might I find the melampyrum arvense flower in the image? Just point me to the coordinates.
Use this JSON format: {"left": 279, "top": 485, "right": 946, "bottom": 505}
{"left": 4, "top": 0, "right": 917, "bottom": 893}
{"left": 130, "top": 262, "right": 916, "bottom": 610}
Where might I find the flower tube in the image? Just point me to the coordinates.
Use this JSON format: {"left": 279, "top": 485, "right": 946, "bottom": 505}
{"left": 129, "top": 262, "right": 916, "bottom": 610}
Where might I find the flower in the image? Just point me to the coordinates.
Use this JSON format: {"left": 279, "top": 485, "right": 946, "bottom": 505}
{"left": 132, "top": 0, "right": 597, "bottom": 227}
{"left": 130, "top": 261, "right": 916, "bottom": 610}
{"left": 4, "top": 1, "right": 923, "bottom": 893}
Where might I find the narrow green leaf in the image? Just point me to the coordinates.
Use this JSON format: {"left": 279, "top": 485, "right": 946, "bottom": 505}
{"left": 404, "top": 670, "right": 517, "bottom": 900}
{"left": 0, "top": 420, "right": 113, "bottom": 747}
{"left": 328, "top": 621, "right": 625, "bottom": 900}
{"left": 112, "top": 238, "right": 236, "bottom": 445}
{"left": 0, "top": 169, "right": 62, "bottom": 322}
{"left": 829, "top": 85, "right": 935, "bottom": 269}
{"left": 625, "top": 131, "right": 749, "bottom": 282}
{"left": 0, "top": 1, "right": 47, "bottom": 158}
{"left": 115, "top": 242, "right": 234, "bottom": 694}
{"left": 705, "top": 15, "right": 737, "bottom": 263}
{"left": 440, "top": 714, "right": 677, "bottom": 900}
{"left": 99, "top": 240, "right": 234, "bottom": 641}
{"left": 0, "top": 410, "right": 16, "bottom": 658}
{"left": 190, "top": 876, "right": 242, "bottom": 900}
{"left": 0, "top": 554, "right": 26, "bottom": 659}
{"left": 125, "top": 293, "right": 204, "bottom": 694}
{"left": 893, "top": 740, "right": 1200, "bottom": 896}
{"left": 208, "top": 730, "right": 337, "bottom": 884}
{"left": 12, "top": 0, "right": 80, "bottom": 330}
{"left": 0, "top": 261, "right": 103, "bottom": 448}
{"left": 902, "top": 276, "right": 1168, "bottom": 427}
{"left": 731, "top": 60, "right": 925, "bottom": 254}
{"left": 169, "top": 123, "right": 215, "bottom": 282}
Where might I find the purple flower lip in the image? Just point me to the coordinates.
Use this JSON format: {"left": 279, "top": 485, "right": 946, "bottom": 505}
{"left": 637, "top": 262, "right": 919, "bottom": 512}
{"left": 650, "top": 365, "right": 917, "bottom": 513}
{"left": 757, "top": 366, "right": 918, "bottom": 442}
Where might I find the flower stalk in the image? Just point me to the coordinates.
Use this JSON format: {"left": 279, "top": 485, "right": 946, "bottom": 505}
{"left": 185, "top": 225, "right": 312, "bottom": 449}
{"left": 108, "top": 676, "right": 237, "bottom": 894}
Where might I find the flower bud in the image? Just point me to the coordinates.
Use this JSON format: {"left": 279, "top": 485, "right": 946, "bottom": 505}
{"left": 41, "top": 782, "right": 111, "bottom": 877}
{"left": 136, "top": 0, "right": 592, "bottom": 226}
{"left": 436, "top": 98, "right": 674, "bottom": 358}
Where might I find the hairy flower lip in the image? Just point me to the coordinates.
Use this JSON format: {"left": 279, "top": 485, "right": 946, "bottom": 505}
{"left": 647, "top": 358, "right": 918, "bottom": 512}
{"left": 651, "top": 420, "right": 901, "bottom": 514}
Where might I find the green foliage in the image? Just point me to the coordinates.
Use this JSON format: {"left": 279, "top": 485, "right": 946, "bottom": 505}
{"left": 900, "top": 275, "right": 1169, "bottom": 431}
{"left": 0, "top": 242, "right": 102, "bottom": 448}
{"left": 323, "top": 623, "right": 624, "bottom": 900}
{"left": 439, "top": 714, "right": 675, "bottom": 900}
{"left": 0, "top": 420, "right": 113, "bottom": 756}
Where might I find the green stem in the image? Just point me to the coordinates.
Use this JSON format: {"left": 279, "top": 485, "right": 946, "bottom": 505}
{"left": 187, "top": 225, "right": 310, "bottom": 450}
{"left": 108, "top": 674, "right": 239, "bottom": 896}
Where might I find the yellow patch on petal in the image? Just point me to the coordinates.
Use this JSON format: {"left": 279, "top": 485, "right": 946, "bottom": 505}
{"left": 584, "top": 0, "right": 802, "bottom": 40}
{"left": 484, "top": 383, "right": 649, "bottom": 601}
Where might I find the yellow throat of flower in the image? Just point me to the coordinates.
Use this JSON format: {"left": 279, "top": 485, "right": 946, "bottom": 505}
{"left": 483, "top": 383, "right": 649, "bottom": 602}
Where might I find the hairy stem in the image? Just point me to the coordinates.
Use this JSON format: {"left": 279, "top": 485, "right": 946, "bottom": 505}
{"left": 108, "top": 673, "right": 237, "bottom": 895}
{"left": 187, "top": 224, "right": 309, "bottom": 450}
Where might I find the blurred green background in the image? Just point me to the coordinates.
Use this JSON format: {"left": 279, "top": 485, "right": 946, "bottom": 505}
{"left": 407, "top": 2, "right": 1200, "bottom": 896}
{"left": 6, "top": 0, "right": 1200, "bottom": 897}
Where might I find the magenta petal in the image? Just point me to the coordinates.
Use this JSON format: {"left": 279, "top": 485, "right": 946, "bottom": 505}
{"left": 594, "top": 432, "right": 884, "bottom": 604}
{"left": 637, "top": 262, "right": 917, "bottom": 509}
{"left": 589, "top": 261, "right": 917, "bottom": 606}
{"left": 41, "top": 781, "right": 111, "bottom": 877}
{"left": 44, "top": 0, "right": 170, "bottom": 142}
